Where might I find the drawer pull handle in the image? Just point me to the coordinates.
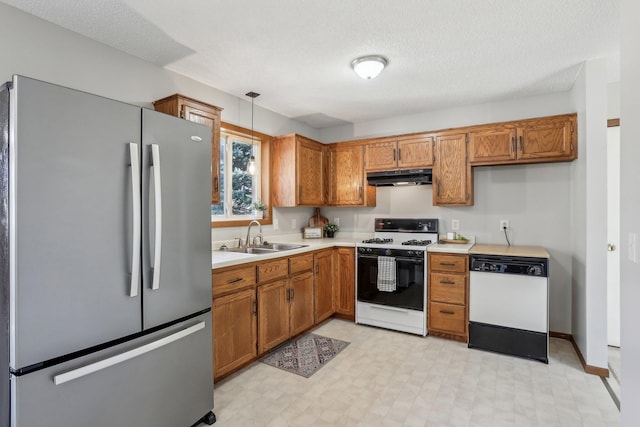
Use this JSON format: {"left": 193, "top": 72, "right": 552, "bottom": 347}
{"left": 440, "top": 280, "right": 456, "bottom": 285}
{"left": 439, "top": 262, "right": 456, "bottom": 266}
{"left": 227, "top": 277, "right": 243, "bottom": 284}
{"left": 440, "top": 310, "right": 455, "bottom": 315}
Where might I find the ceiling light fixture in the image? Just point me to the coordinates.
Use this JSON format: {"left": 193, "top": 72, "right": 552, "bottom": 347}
{"left": 351, "top": 55, "right": 388, "bottom": 80}
{"left": 245, "top": 91, "right": 260, "bottom": 175}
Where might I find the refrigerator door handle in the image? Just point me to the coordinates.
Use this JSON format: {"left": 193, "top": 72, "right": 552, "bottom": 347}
{"left": 129, "top": 142, "right": 141, "bottom": 297}
{"left": 150, "top": 144, "right": 163, "bottom": 290}
{"left": 53, "top": 321, "right": 205, "bottom": 385}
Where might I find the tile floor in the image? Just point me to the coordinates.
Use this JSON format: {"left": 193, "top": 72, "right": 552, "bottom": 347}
{"left": 211, "top": 319, "right": 619, "bottom": 426}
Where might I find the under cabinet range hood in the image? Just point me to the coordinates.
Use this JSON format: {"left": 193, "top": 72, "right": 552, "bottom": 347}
{"left": 366, "top": 169, "right": 433, "bottom": 186}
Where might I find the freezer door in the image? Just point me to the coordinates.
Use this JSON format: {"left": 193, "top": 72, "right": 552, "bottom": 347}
{"left": 141, "top": 109, "right": 212, "bottom": 329}
{"left": 9, "top": 76, "right": 142, "bottom": 368}
{"left": 12, "top": 312, "right": 214, "bottom": 427}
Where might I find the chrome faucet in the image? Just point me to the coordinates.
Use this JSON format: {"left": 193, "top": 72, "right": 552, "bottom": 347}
{"left": 245, "top": 220, "right": 263, "bottom": 247}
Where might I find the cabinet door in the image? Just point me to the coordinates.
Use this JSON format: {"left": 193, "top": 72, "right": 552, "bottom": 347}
{"left": 257, "top": 279, "right": 290, "bottom": 353}
{"left": 289, "top": 272, "right": 315, "bottom": 337}
{"left": 397, "top": 136, "right": 434, "bottom": 168}
{"left": 428, "top": 302, "right": 466, "bottom": 335}
{"left": 430, "top": 273, "right": 466, "bottom": 305}
{"left": 328, "top": 146, "right": 365, "bottom": 205}
{"left": 153, "top": 95, "right": 222, "bottom": 205}
{"left": 517, "top": 117, "right": 575, "bottom": 161}
{"left": 364, "top": 141, "right": 397, "bottom": 171}
{"left": 297, "top": 138, "right": 325, "bottom": 205}
{"left": 433, "top": 133, "right": 473, "bottom": 206}
{"left": 314, "top": 249, "right": 335, "bottom": 323}
{"left": 468, "top": 128, "right": 517, "bottom": 165}
{"left": 334, "top": 247, "right": 355, "bottom": 319}
{"left": 213, "top": 289, "right": 257, "bottom": 378}
{"left": 180, "top": 103, "right": 222, "bottom": 204}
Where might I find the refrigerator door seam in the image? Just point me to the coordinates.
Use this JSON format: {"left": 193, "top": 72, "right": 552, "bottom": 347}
{"left": 53, "top": 321, "right": 205, "bottom": 385}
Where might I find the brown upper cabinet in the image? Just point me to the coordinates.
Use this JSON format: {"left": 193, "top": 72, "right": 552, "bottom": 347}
{"left": 364, "top": 135, "right": 434, "bottom": 171}
{"left": 468, "top": 113, "right": 576, "bottom": 166}
{"left": 153, "top": 94, "right": 223, "bottom": 204}
{"left": 433, "top": 133, "right": 473, "bottom": 206}
{"left": 272, "top": 134, "right": 325, "bottom": 207}
{"left": 326, "top": 144, "right": 376, "bottom": 206}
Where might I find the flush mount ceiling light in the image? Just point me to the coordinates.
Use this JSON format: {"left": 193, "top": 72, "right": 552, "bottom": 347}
{"left": 351, "top": 55, "right": 388, "bottom": 80}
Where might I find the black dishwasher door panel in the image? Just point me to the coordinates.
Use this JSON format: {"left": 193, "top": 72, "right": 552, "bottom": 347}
{"left": 468, "top": 321, "right": 548, "bottom": 363}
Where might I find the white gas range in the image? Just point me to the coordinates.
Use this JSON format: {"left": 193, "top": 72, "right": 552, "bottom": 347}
{"left": 355, "top": 218, "right": 439, "bottom": 336}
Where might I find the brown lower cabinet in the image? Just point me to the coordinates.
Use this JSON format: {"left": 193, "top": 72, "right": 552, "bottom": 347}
{"left": 314, "top": 249, "right": 334, "bottom": 323}
{"left": 212, "top": 247, "right": 355, "bottom": 380}
{"left": 212, "top": 288, "right": 257, "bottom": 379}
{"left": 427, "top": 252, "right": 469, "bottom": 342}
{"left": 334, "top": 247, "right": 355, "bottom": 319}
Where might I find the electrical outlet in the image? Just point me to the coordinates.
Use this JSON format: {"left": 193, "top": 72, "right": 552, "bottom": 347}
{"left": 273, "top": 219, "right": 279, "bottom": 230}
{"left": 500, "top": 219, "right": 510, "bottom": 231}
{"left": 291, "top": 219, "right": 297, "bottom": 229}
{"left": 451, "top": 219, "right": 460, "bottom": 231}
{"left": 333, "top": 218, "right": 340, "bottom": 227}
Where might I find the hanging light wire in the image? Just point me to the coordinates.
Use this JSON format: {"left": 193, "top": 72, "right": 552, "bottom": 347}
{"left": 245, "top": 91, "right": 260, "bottom": 175}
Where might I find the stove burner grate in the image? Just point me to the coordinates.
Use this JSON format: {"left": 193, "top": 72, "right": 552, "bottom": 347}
{"left": 362, "top": 238, "right": 394, "bottom": 244}
{"left": 401, "top": 239, "right": 433, "bottom": 246}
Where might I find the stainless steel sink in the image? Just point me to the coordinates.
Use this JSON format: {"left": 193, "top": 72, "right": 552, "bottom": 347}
{"left": 221, "top": 242, "right": 308, "bottom": 254}
{"left": 261, "top": 243, "right": 308, "bottom": 251}
{"left": 225, "top": 246, "right": 278, "bottom": 254}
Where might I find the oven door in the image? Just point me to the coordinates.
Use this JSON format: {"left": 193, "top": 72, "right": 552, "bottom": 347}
{"left": 357, "top": 254, "right": 425, "bottom": 311}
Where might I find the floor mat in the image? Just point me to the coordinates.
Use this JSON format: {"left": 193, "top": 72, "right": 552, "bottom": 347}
{"left": 260, "top": 333, "right": 349, "bottom": 378}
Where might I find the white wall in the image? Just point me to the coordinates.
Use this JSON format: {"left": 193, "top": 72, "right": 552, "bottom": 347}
{"left": 0, "top": 2, "right": 318, "bottom": 140}
{"left": 318, "top": 91, "right": 574, "bottom": 142}
{"left": 0, "top": 2, "right": 322, "bottom": 250}
{"left": 569, "top": 59, "right": 609, "bottom": 369}
{"left": 608, "top": 81, "right": 621, "bottom": 119}
{"left": 620, "top": 0, "right": 640, "bottom": 424}
{"left": 317, "top": 92, "right": 576, "bottom": 333}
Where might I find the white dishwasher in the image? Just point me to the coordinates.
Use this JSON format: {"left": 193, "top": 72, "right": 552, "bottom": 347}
{"left": 468, "top": 253, "right": 549, "bottom": 363}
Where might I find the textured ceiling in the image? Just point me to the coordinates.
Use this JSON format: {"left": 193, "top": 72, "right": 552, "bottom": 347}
{"left": 2, "top": 0, "right": 620, "bottom": 128}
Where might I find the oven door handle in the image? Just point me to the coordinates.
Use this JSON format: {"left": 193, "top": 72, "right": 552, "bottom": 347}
{"left": 358, "top": 255, "right": 425, "bottom": 262}
{"left": 357, "top": 254, "right": 380, "bottom": 260}
{"left": 394, "top": 257, "right": 425, "bottom": 264}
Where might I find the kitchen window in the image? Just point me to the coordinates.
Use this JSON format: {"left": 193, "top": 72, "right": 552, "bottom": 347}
{"left": 211, "top": 131, "right": 261, "bottom": 221}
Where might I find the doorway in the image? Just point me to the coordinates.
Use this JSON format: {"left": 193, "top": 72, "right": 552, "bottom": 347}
{"left": 606, "top": 119, "right": 621, "bottom": 400}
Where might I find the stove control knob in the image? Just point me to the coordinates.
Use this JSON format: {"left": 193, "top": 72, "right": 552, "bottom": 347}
{"left": 407, "top": 250, "right": 415, "bottom": 257}
{"left": 527, "top": 266, "right": 541, "bottom": 276}
{"left": 384, "top": 249, "right": 392, "bottom": 256}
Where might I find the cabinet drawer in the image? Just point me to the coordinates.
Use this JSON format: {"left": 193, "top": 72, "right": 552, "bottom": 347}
{"left": 213, "top": 265, "right": 256, "bottom": 297}
{"left": 289, "top": 253, "right": 314, "bottom": 275}
{"left": 429, "top": 302, "right": 466, "bottom": 335}
{"left": 430, "top": 253, "right": 467, "bottom": 273}
{"left": 257, "top": 259, "right": 289, "bottom": 283}
{"left": 430, "top": 273, "right": 465, "bottom": 304}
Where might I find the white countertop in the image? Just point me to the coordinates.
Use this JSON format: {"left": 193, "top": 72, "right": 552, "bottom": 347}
{"left": 427, "top": 235, "right": 476, "bottom": 254}
{"left": 469, "top": 244, "right": 550, "bottom": 258}
{"left": 212, "top": 235, "right": 363, "bottom": 269}
{"left": 428, "top": 242, "right": 475, "bottom": 254}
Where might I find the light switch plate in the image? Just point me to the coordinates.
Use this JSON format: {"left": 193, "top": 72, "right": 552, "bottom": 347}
{"left": 629, "top": 232, "right": 638, "bottom": 264}
{"left": 451, "top": 219, "right": 460, "bottom": 231}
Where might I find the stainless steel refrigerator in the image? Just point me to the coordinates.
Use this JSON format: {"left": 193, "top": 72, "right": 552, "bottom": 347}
{"left": 0, "top": 76, "right": 216, "bottom": 427}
